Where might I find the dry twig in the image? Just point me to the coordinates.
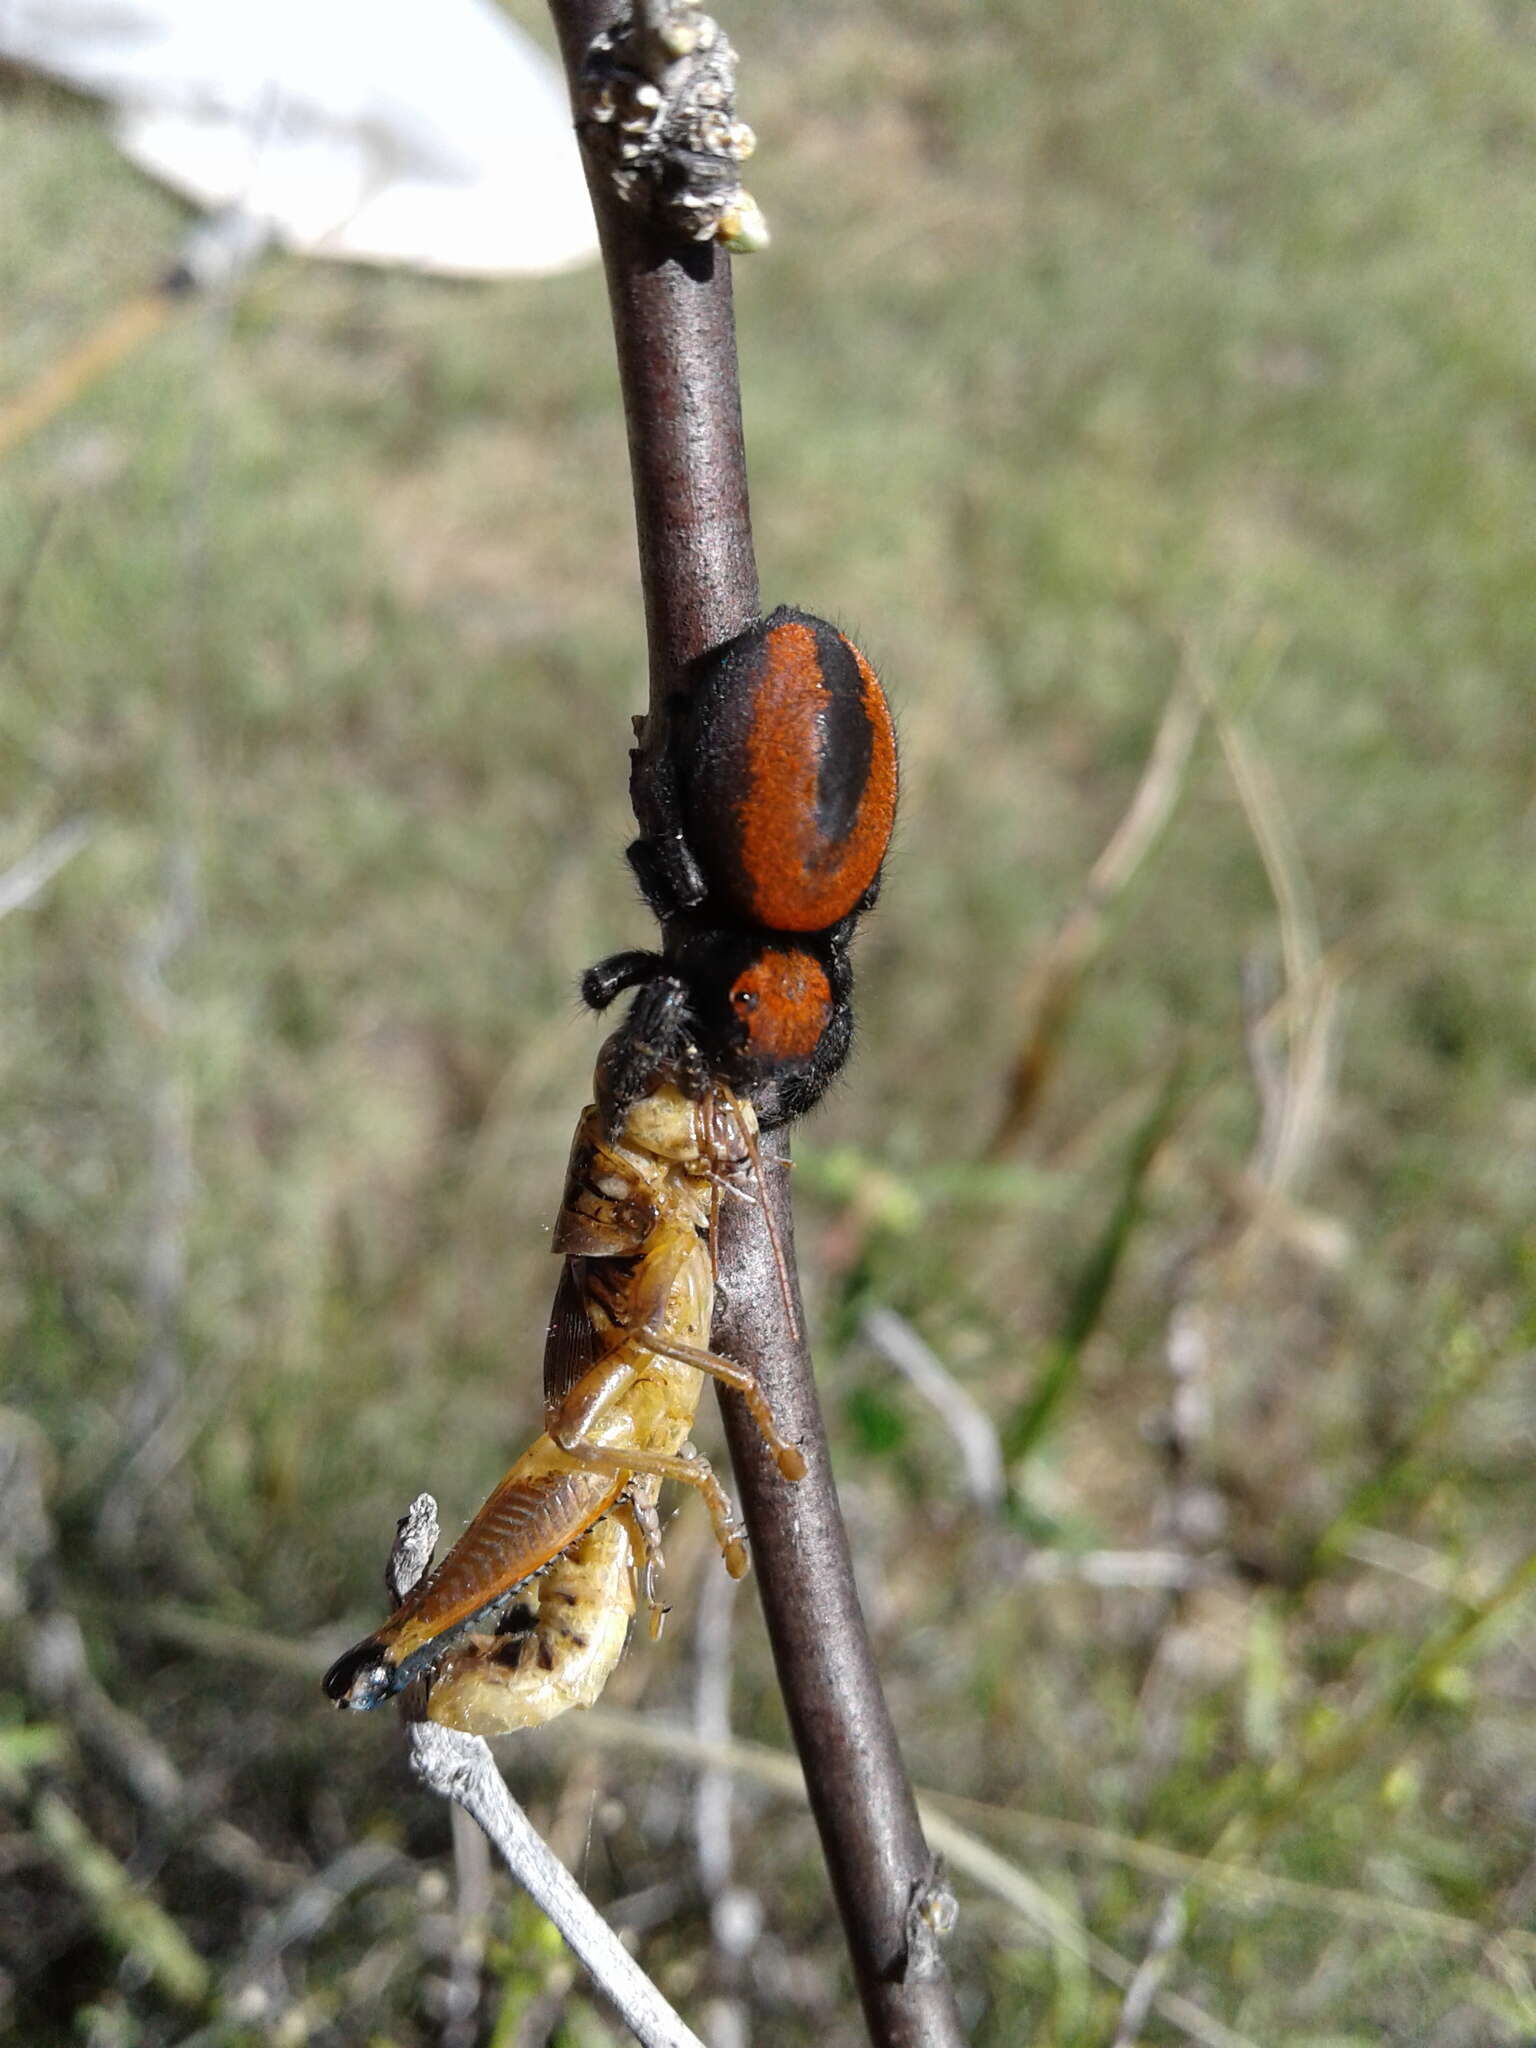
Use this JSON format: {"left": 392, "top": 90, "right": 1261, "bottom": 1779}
{"left": 988, "top": 670, "right": 1204, "bottom": 1155}
{"left": 385, "top": 1496, "right": 708, "bottom": 2048}
{"left": 126, "top": 1603, "right": 1536, "bottom": 1966}
{"left": 563, "top": 1712, "right": 1261, "bottom": 2048}
{"left": 0, "top": 818, "right": 91, "bottom": 920}
{"left": 859, "top": 1305, "right": 1006, "bottom": 1510}
{"left": 691, "top": 1564, "right": 757, "bottom": 2048}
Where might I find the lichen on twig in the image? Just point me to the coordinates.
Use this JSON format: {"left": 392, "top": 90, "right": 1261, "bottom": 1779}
{"left": 578, "top": 0, "right": 769, "bottom": 251}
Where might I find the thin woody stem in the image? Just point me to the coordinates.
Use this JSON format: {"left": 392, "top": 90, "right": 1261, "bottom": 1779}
{"left": 389, "top": 1500, "right": 706, "bottom": 2048}
{"left": 546, "top": 2, "right": 758, "bottom": 675}
{"left": 711, "top": 1139, "right": 965, "bottom": 2046}
{"left": 543, "top": 4, "right": 965, "bottom": 2041}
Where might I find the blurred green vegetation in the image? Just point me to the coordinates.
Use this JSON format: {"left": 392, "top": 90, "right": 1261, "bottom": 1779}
{"left": 3, "top": 0, "right": 1535, "bottom": 2042}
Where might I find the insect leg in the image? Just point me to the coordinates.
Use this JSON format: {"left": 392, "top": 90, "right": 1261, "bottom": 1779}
{"left": 614, "top": 1481, "right": 668, "bottom": 1640}
{"left": 633, "top": 1335, "right": 808, "bottom": 1481}
{"left": 546, "top": 1308, "right": 749, "bottom": 1579}
{"left": 550, "top": 1409, "right": 748, "bottom": 1579}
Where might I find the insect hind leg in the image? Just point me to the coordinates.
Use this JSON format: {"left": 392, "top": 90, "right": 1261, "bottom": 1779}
{"left": 555, "top": 1432, "right": 748, "bottom": 1580}
{"left": 640, "top": 1335, "right": 808, "bottom": 1481}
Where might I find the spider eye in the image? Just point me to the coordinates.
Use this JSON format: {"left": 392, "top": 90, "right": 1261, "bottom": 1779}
{"left": 732, "top": 984, "right": 758, "bottom": 1014}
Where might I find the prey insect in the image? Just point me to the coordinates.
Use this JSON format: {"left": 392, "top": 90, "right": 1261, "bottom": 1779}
{"left": 426, "top": 1479, "right": 665, "bottom": 1735}
{"left": 323, "top": 999, "right": 805, "bottom": 1726}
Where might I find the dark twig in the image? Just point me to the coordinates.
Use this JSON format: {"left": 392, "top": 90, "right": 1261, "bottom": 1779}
{"left": 543, "top": 4, "right": 965, "bottom": 2041}
{"left": 545, "top": 0, "right": 759, "bottom": 680}
{"left": 712, "top": 1147, "right": 962, "bottom": 2044}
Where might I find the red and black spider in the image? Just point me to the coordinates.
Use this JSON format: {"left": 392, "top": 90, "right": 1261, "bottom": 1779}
{"left": 586, "top": 606, "right": 897, "bottom": 1129}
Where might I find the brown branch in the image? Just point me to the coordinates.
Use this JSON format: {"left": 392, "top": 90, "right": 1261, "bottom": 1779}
{"left": 712, "top": 1141, "right": 964, "bottom": 2045}
{"left": 543, "top": 3, "right": 966, "bottom": 2041}
{"left": 545, "top": 0, "right": 759, "bottom": 677}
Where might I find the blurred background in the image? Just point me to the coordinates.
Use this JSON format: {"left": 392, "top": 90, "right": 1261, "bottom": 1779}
{"left": 3, "top": 1, "right": 1535, "bottom": 2042}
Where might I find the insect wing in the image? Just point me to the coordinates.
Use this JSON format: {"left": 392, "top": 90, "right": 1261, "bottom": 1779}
{"left": 543, "top": 1256, "right": 602, "bottom": 1410}
{"left": 324, "top": 1458, "right": 622, "bottom": 1705}
{"left": 550, "top": 1111, "right": 656, "bottom": 1258}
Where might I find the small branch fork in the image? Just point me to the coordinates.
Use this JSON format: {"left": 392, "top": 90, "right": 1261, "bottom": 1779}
{"left": 389, "top": 1499, "right": 707, "bottom": 2048}
{"left": 542, "top": 3, "right": 967, "bottom": 2042}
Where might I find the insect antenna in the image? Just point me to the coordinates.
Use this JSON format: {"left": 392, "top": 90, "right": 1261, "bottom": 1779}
{"left": 732, "top": 1091, "right": 800, "bottom": 1342}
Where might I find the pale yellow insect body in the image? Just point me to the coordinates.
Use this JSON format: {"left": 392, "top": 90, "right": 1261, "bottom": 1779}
{"left": 325, "top": 1072, "right": 803, "bottom": 1725}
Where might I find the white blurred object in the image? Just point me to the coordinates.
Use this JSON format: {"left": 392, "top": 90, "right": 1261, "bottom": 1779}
{"left": 0, "top": 0, "right": 597, "bottom": 277}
